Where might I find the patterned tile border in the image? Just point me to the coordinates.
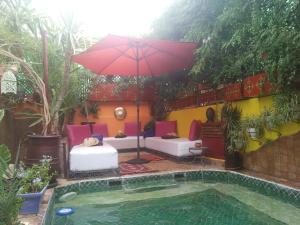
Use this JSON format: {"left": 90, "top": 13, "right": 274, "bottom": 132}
{"left": 228, "top": 171, "right": 300, "bottom": 208}
{"left": 42, "top": 192, "right": 55, "bottom": 225}
{"left": 43, "top": 169, "right": 300, "bottom": 224}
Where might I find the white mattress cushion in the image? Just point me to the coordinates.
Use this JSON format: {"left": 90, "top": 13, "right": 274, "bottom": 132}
{"left": 145, "top": 137, "right": 201, "bottom": 157}
{"left": 70, "top": 143, "right": 118, "bottom": 171}
{"left": 103, "top": 136, "right": 144, "bottom": 149}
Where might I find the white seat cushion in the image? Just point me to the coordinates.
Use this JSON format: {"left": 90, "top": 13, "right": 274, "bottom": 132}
{"left": 70, "top": 143, "right": 118, "bottom": 171}
{"left": 145, "top": 137, "right": 200, "bottom": 157}
{"left": 103, "top": 136, "right": 144, "bottom": 149}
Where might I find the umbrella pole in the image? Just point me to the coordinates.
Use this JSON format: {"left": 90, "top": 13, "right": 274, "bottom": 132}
{"left": 137, "top": 71, "right": 141, "bottom": 159}
{"left": 126, "top": 45, "right": 149, "bottom": 164}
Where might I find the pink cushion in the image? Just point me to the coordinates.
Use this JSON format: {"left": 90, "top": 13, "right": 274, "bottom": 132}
{"left": 155, "top": 121, "right": 177, "bottom": 137}
{"left": 92, "top": 124, "right": 108, "bottom": 137}
{"left": 124, "top": 122, "right": 140, "bottom": 136}
{"left": 189, "top": 120, "right": 200, "bottom": 141}
{"left": 67, "top": 125, "right": 91, "bottom": 148}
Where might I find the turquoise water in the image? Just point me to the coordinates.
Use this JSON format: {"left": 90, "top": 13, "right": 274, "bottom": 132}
{"left": 52, "top": 181, "right": 300, "bottom": 225}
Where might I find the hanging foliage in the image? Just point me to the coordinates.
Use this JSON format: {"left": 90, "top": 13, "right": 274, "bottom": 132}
{"left": 152, "top": 0, "right": 300, "bottom": 90}
{"left": 0, "top": 0, "right": 96, "bottom": 134}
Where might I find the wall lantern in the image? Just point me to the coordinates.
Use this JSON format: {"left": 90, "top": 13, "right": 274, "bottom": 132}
{"left": 1, "top": 70, "right": 17, "bottom": 94}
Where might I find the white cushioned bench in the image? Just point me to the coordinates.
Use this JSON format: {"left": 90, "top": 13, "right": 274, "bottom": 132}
{"left": 103, "top": 136, "right": 144, "bottom": 150}
{"left": 145, "top": 137, "right": 200, "bottom": 158}
{"left": 70, "top": 143, "right": 118, "bottom": 172}
{"left": 143, "top": 120, "right": 204, "bottom": 158}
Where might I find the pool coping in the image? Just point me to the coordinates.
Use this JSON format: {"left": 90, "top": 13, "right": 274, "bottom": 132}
{"left": 42, "top": 169, "right": 300, "bottom": 225}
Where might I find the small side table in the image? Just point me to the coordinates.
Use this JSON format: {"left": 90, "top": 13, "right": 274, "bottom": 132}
{"left": 189, "top": 147, "right": 208, "bottom": 164}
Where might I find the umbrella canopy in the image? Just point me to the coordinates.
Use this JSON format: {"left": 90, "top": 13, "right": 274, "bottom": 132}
{"left": 72, "top": 34, "right": 197, "bottom": 164}
{"left": 72, "top": 34, "right": 197, "bottom": 76}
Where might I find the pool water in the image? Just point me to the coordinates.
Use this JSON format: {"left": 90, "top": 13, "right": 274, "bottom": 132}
{"left": 52, "top": 181, "right": 300, "bottom": 225}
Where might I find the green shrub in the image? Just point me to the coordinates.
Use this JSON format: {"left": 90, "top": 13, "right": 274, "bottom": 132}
{"left": 18, "top": 156, "right": 54, "bottom": 194}
{"left": 222, "top": 103, "right": 247, "bottom": 153}
{"left": 0, "top": 144, "right": 21, "bottom": 225}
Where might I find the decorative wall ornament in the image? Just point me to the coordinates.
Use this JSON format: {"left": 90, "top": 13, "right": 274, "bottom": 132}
{"left": 242, "top": 72, "right": 273, "bottom": 97}
{"left": 114, "top": 107, "right": 127, "bottom": 120}
{"left": 206, "top": 107, "right": 216, "bottom": 122}
{"left": 1, "top": 70, "right": 17, "bottom": 94}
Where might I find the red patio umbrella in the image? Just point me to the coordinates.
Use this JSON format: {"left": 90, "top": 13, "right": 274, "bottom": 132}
{"left": 72, "top": 34, "right": 197, "bottom": 164}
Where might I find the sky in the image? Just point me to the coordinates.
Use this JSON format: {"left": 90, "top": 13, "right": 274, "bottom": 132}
{"left": 31, "top": 0, "right": 173, "bottom": 38}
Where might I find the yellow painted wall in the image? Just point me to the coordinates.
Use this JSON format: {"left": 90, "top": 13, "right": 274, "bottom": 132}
{"left": 168, "top": 103, "right": 223, "bottom": 138}
{"left": 168, "top": 96, "right": 300, "bottom": 152}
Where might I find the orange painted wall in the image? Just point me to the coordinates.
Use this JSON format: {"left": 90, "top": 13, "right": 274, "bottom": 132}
{"left": 73, "top": 101, "right": 152, "bottom": 136}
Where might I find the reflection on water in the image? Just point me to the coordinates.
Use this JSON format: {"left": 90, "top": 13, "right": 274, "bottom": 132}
{"left": 52, "top": 182, "right": 300, "bottom": 225}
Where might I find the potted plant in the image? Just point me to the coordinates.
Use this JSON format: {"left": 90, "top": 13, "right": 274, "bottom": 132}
{"left": 0, "top": 10, "right": 86, "bottom": 178}
{"left": 261, "top": 109, "right": 282, "bottom": 137}
{"left": 222, "top": 103, "right": 247, "bottom": 170}
{"left": 80, "top": 102, "right": 99, "bottom": 126}
{"left": 80, "top": 102, "right": 99, "bottom": 119}
{"left": 243, "top": 117, "right": 264, "bottom": 139}
{"left": 17, "top": 156, "right": 54, "bottom": 215}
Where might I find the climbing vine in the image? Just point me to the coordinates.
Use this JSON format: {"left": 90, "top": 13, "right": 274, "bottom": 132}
{"left": 152, "top": 0, "right": 300, "bottom": 90}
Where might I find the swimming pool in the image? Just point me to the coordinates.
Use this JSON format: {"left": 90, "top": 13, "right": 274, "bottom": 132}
{"left": 44, "top": 170, "right": 300, "bottom": 225}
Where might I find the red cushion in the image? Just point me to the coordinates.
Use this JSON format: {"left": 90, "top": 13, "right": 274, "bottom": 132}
{"left": 189, "top": 120, "right": 200, "bottom": 141}
{"left": 124, "top": 122, "right": 140, "bottom": 136}
{"left": 155, "top": 121, "right": 177, "bottom": 137}
{"left": 67, "top": 125, "right": 91, "bottom": 148}
{"left": 92, "top": 124, "right": 108, "bottom": 137}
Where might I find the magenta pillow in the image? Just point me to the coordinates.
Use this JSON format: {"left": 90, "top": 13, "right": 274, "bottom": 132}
{"left": 155, "top": 121, "right": 177, "bottom": 137}
{"left": 92, "top": 124, "right": 108, "bottom": 137}
{"left": 67, "top": 125, "right": 91, "bottom": 148}
{"left": 189, "top": 120, "right": 200, "bottom": 141}
{"left": 124, "top": 122, "right": 140, "bottom": 136}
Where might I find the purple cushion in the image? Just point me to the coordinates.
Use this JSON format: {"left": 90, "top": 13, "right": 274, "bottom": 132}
{"left": 92, "top": 134, "right": 104, "bottom": 142}
{"left": 124, "top": 122, "right": 140, "bottom": 136}
{"left": 67, "top": 125, "right": 91, "bottom": 148}
{"left": 92, "top": 124, "right": 108, "bottom": 137}
{"left": 91, "top": 134, "right": 104, "bottom": 146}
{"left": 155, "top": 121, "right": 177, "bottom": 137}
{"left": 189, "top": 120, "right": 200, "bottom": 141}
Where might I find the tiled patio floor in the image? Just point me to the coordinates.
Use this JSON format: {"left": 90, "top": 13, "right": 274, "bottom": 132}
{"left": 118, "top": 151, "right": 225, "bottom": 172}
{"left": 19, "top": 151, "right": 300, "bottom": 225}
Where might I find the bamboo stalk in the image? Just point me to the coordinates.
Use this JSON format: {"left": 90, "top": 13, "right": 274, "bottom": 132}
{"left": 0, "top": 48, "right": 51, "bottom": 135}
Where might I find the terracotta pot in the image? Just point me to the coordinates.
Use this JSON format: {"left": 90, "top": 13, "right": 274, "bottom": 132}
{"left": 242, "top": 72, "right": 273, "bottom": 97}
{"left": 199, "top": 89, "right": 217, "bottom": 104}
{"left": 224, "top": 83, "right": 242, "bottom": 101}
{"left": 26, "top": 135, "right": 60, "bottom": 174}
{"left": 169, "top": 95, "right": 197, "bottom": 110}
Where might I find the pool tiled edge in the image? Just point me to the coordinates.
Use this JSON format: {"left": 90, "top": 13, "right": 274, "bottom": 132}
{"left": 43, "top": 170, "right": 300, "bottom": 225}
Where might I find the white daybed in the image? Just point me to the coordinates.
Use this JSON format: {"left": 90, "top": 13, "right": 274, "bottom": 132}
{"left": 145, "top": 137, "right": 201, "bottom": 158}
{"left": 103, "top": 136, "right": 145, "bottom": 150}
{"left": 70, "top": 142, "right": 118, "bottom": 172}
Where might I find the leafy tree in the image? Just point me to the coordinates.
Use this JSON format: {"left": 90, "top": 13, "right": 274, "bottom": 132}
{"left": 0, "top": 0, "right": 94, "bottom": 134}
{"left": 152, "top": 0, "right": 300, "bottom": 90}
